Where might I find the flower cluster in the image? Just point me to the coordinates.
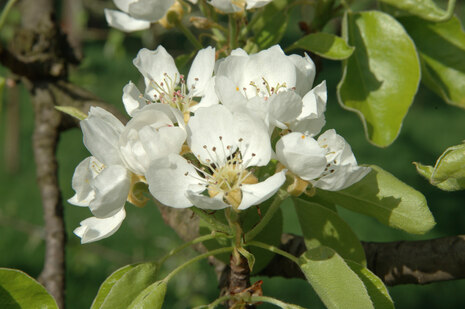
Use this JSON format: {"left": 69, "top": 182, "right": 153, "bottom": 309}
{"left": 69, "top": 45, "right": 370, "bottom": 243}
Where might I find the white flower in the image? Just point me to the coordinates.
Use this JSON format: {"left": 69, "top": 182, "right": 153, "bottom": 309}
{"left": 126, "top": 46, "right": 218, "bottom": 117}
{"left": 208, "top": 0, "right": 272, "bottom": 13}
{"left": 119, "top": 104, "right": 187, "bottom": 175}
{"left": 104, "top": 0, "right": 175, "bottom": 32}
{"left": 275, "top": 132, "right": 327, "bottom": 181}
{"left": 68, "top": 107, "right": 131, "bottom": 243}
{"left": 311, "top": 129, "right": 371, "bottom": 191}
{"left": 74, "top": 209, "right": 126, "bottom": 244}
{"left": 146, "top": 105, "right": 286, "bottom": 210}
{"left": 215, "top": 45, "right": 320, "bottom": 133}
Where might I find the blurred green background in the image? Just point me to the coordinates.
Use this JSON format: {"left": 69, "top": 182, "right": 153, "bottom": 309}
{"left": 1, "top": 0, "right": 465, "bottom": 308}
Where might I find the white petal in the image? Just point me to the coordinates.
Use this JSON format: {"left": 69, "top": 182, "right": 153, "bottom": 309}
{"left": 81, "top": 107, "right": 124, "bottom": 166}
{"left": 186, "top": 191, "right": 230, "bottom": 210}
{"left": 113, "top": 0, "right": 132, "bottom": 12}
{"left": 235, "top": 112, "right": 271, "bottom": 167}
{"left": 238, "top": 170, "right": 286, "bottom": 210}
{"left": 128, "top": 0, "right": 174, "bottom": 22}
{"left": 89, "top": 165, "right": 130, "bottom": 218}
{"left": 104, "top": 9, "right": 151, "bottom": 32}
{"left": 122, "top": 81, "right": 148, "bottom": 116}
{"left": 187, "top": 47, "right": 216, "bottom": 97}
{"left": 246, "top": 0, "right": 272, "bottom": 9}
{"left": 214, "top": 76, "right": 247, "bottom": 112}
{"left": 318, "top": 129, "right": 356, "bottom": 165}
{"left": 290, "top": 115, "right": 326, "bottom": 137}
{"left": 133, "top": 46, "right": 179, "bottom": 98}
{"left": 208, "top": 0, "right": 242, "bottom": 13}
{"left": 68, "top": 157, "right": 96, "bottom": 207}
{"left": 74, "top": 208, "right": 126, "bottom": 244}
{"left": 275, "top": 132, "right": 327, "bottom": 181}
{"left": 188, "top": 105, "right": 238, "bottom": 164}
{"left": 191, "top": 77, "right": 219, "bottom": 112}
{"left": 268, "top": 91, "right": 302, "bottom": 126}
{"left": 287, "top": 53, "right": 316, "bottom": 96}
{"left": 146, "top": 155, "right": 202, "bottom": 208}
{"left": 312, "top": 165, "right": 371, "bottom": 191}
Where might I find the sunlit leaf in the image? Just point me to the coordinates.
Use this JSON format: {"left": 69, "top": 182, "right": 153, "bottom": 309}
{"left": 299, "top": 247, "right": 374, "bottom": 309}
{"left": 92, "top": 262, "right": 158, "bottom": 309}
{"left": 127, "top": 281, "right": 167, "bottom": 309}
{"left": 400, "top": 15, "right": 465, "bottom": 109}
{"left": 337, "top": 11, "right": 420, "bottom": 147}
{"left": 288, "top": 32, "right": 354, "bottom": 60}
{"left": 294, "top": 198, "right": 366, "bottom": 265}
{"left": 251, "top": 0, "right": 288, "bottom": 49}
{"left": 346, "top": 260, "right": 394, "bottom": 309}
{"left": 55, "top": 106, "right": 87, "bottom": 120}
{"left": 0, "top": 268, "right": 58, "bottom": 309}
{"left": 316, "top": 165, "right": 435, "bottom": 234}
{"left": 379, "top": 0, "right": 455, "bottom": 22}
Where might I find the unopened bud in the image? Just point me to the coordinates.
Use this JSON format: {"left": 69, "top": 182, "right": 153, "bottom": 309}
{"left": 159, "top": 1, "right": 184, "bottom": 29}
{"left": 190, "top": 16, "right": 214, "bottom": 30}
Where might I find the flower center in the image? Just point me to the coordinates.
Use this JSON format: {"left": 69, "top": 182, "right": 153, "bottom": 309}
{"left": 238, "top": 77, "right": 293, "bottom": 100}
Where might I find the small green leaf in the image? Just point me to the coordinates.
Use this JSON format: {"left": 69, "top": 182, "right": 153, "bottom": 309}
{"left": 346, "top": 260, "right": 394, "bottom": 309}
{"left": 289, "top": 33, "right": 354, "bottom": 60}
{"left": 0, "top": 268, "right": 58, "bottom": 309}
{"left": 91, "top": 264, "right": 138, "bottom": 309}
{"left": 414, "top": 143, "right": 465, "bottom": 191}
{"left": 379, "top": 0, "right": 455, "bottom": 22}
{"left": 127, "top": 281, "right": 167, "bottom": 309}
{"left": 338, "top": 11, "right": 421, "bottom": 147}
{"left": 237, "top": 247, "right": 256, "bottom": 271}
{"left": 316, "top": 165, "right": 436, "bottom": 234}
{"left": 299, "top": 247, "right": 374, "bottom": 309}
{"left": 293, "top": 198, "right": 366, "bottom": 265}
{"left": 399, "top": 15, "right": 465, "bottom": 109}
{"left": 92, "top": 262, "right": 158, "bottom": 309}
{"left": 55, "top": 106, "right": 87, "bottom": 120}
{"left": 251, "top": 0, "right": 288, "bottom": 49}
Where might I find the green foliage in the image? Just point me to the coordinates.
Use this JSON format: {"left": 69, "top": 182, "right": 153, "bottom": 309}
{"left": 400, "top": 15, "right": 465, "bottom": 109}
{"left": 251, "top": 0, "right": 288, "bottom": 49}
{"left": 55, "top": 106, "right": 88, "bottom": 121}
{"left": 415, "top": 142, "right": 465, "bottom": 191}
{"left": 0, "top": 268, "right": 58, "bottom": 309}
{"left": 299, "top": 246, "right": 374, "bottom": 309}
{"left": 288, "top": 33, "right": 354, "bottom": 60}
{"left": 345, "top": 260, "right": 394, "bottom": 309}
{"left": 293, "top": 198, "right": 366, "bottom": 265}
{"left": 379, "top": 0, "right": 456, "bottom": 22}
{"left": 316, "top": 165, "right": 436, "bottom": 234}
{"left": 127, "top": 281, "right": 167, "bottom": 309}
{"left": 338, "top": 11, "right": 421, "bottom": 147}
{"left": 92, "top": 262, "right": 158, "bottom": 309}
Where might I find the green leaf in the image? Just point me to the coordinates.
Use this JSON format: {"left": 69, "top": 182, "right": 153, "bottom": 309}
{"left": 55, "top": 106, "right": 87, "bottom": 120}
{"left": 345, "top": 261, "right": 394, "bottom": 309}
{"left": 289, "top": 32, "right": 354, "bottom": 60}
{"left": 175, "top": 51, "right": 196, "bottom": 74}
{"left": 237, "top": 247, "right": 256, "bottom": 271}
{"left": 299, "top": 247, "right": 374, "bottom": 309}
{"left": 0, "top": 268, "right": 58, "bottom": 309}
{"left": 92, "top": 262, "right": 158, "bottom": 309}
{"left": 414, "top": 142, "right": 465, "bottom": 191}
{"left": 251, "top": 0, "right": 288, "bottom": 49}
{"left": 293, "top": 198, "right": 366, "bottom": 265}
{"left": 91, "top": 264, "right": 138, "bottom": 309}
{"left": 337, "top": 11, "right": 420, "bottom": 147}
{"left": 379, "top": 0, "right": 455, "bottom": 22}
{"left": 127, "top": 281, "right": 167, "bottom": 309}
{"left": 0, "top": 76, "right": 5, "bottom": 116}
{"left": 316, "top": 165, "right": 436, "bottom": 234}
{"left": 199, "top": 199, "right": 283, "bottom": 274}
{"left": 399, "top": 16, "right": 465, "bottom": 109}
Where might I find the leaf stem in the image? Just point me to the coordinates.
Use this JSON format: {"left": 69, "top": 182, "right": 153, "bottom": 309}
{"left": 244, "top": 189, "right": 289, "bottom": 241}
{"left": 159, "top": 232, "right": 231, "bottom": 265}
{"left": 163, "top": 246, "right": 233, "bottom": 283}
{"left": 0, "top": 0, "right": 18, "bottom": 31}
{"left": 246, "top": 240, "right": 299, "bottom": 265}
{"left": 193, "top": 294, "right": 306, "bottom": 309}
{"left": 228, "top": 14, "right": 238, "bottom": 51}
{"left": 175, "top": 20, "right": 203, "bottom": 50}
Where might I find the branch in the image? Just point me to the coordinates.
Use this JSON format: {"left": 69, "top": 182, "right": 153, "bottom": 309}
{"left": 258, "top": 234, "right": 465, "bottom": 286}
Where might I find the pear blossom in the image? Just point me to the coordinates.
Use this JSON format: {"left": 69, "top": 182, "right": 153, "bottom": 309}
{"left": 124, "top": 46, "right": 218, "bottom": 119}
{"left": 215, "top": 45, "right": 323, "bottom": 135}
{"left": 208, "top": 0, "right": 272, "bottom": 13}
{"left": 310, "top": 129, "right": 371, "bottom": 191}
{"left": 74, "top": 209, "right": 126, "bottom": 244}
{"left": 119, "top": 104, "right": 187, "bottom": 175}
{"left": 68, "top": 107, "right": 131, "bottom": 242}
{"left": 146, "top": 105, "right": 286, "bottom": 210}
{"left": 104, "top": 0, "right": 175, "bottom": 32}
